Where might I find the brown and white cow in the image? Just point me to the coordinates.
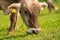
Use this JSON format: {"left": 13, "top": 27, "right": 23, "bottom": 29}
{"left": 0, "top": 0, "right": 41, "bottom": 35}
{"left": 47, "top": 0, "right": 58, "bottom": 13}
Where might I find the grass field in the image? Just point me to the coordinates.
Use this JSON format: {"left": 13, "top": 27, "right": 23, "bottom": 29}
{"left": 0, "top": 2, "right": 60, "bottom": 40}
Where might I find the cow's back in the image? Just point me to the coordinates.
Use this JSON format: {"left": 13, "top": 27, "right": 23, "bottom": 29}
{"left": 0, "top": 0, "right": 20, "bottom": 15}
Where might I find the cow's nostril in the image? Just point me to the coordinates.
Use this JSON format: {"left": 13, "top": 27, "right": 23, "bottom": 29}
{"left": 33, "top": 30, "right": 39, "bottom": 34}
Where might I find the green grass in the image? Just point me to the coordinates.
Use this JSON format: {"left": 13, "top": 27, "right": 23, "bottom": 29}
{"left": 0, "top": 2, "right": 60, "bottom": 40}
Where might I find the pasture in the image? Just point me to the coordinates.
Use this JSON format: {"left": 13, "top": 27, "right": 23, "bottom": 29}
{"left": 0, "top": 1, "right": 60, "bottom": 40}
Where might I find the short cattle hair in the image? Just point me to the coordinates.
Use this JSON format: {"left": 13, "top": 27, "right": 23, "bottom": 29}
{"left": 0, "top": 0, "right": 41, "bottom": 35}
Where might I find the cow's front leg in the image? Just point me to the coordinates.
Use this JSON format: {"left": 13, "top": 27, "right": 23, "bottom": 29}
{"left": 48, "top": 7, "right": 52, "bottom": 14}
{"left": 14, "top": 12, "right": 19, "bottom": 29}
{"left": 8, "top": 9, "right": 18, "bottom": 35}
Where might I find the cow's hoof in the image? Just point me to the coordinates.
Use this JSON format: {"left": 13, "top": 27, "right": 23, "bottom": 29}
{"left": 26, "top": 28, "right": 41, "bottom": 34}
{"left": 8, "top": 31, "right": 13, "bottom": 36}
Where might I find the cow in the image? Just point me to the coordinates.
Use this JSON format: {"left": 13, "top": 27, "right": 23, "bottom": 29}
{"left": 0, "top": 0, "right": 41, "bottom": 35}
{"left": 47, "top": 0, "right": 58, "bottom": 13}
